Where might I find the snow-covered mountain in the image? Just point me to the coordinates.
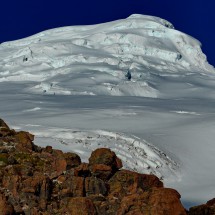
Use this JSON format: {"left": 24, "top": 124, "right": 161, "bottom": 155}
{"left": 0, "top": 14, "right": 215, "bottom": 207}
{"left": 1, "top": 14, "right": 214, "bottom": 98}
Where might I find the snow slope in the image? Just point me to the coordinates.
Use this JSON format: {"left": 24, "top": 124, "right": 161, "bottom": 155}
{"left": 0, "top": 14, "right": 215, "bottom": 206}
{"left": 0, "top": 14, "right": 214, "bottom": 98}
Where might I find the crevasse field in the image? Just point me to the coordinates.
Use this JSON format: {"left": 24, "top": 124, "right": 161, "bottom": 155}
{"left": 0, "top": 14, "right": 215, "bottom": 207}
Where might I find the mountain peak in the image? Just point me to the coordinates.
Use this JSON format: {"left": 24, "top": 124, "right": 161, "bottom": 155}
{"left": 1, "top": 15, "right": 214, "bottom": 97}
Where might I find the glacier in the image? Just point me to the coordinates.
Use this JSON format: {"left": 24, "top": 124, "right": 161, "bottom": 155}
{"left": 0, "top": 14, "right": 215, "bottom": 206}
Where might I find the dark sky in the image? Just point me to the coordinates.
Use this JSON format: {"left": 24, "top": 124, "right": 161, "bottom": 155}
{"left": 1, "top": 0, "right": 214, "bottom": 66}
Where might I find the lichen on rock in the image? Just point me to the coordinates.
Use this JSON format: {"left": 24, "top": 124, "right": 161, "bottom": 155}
{"left": 0, "top": 118, "right": 187, "bottom": 215}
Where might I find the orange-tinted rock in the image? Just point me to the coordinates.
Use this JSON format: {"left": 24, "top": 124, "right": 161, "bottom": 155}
{"left": 74, "top": 163, "right": 91, "bottom": 177}
{"left": 0, "top": 192, "right": 14, "bottom": 215}
{"left": 66, "top": 197, "right": 96, "bottom": 215}
{"left": 18, "top": 174, "right": 52, "bottom": 212}
{"left": 29, "top": 207, "right": 41, "bottom": 215}
{"left": 7, "top": 155, "right": 18, "bottom": 165}
{"left": 0, "top": 119, "right": 11, "bottom": 138}
{"left": 148, "top": 188, "right": 187, "bottom": 215}
{"left": 61, "top": 176, "right": 85, "bottom": 197}
{"left": 89, "top": 148, "right": 122, "bottom": 170}
{"left": 63, "top": 152, "right": 81, "bottom": 169}
{"left": 98, "top": 195, "right": 121, "bottom": 215}
{"left": 22, "top": 173, "right": 52, "bottom": 200}
{"left": 108, "top": 169, "right": 163, "bottom": 199}
{"left": 140, "top": 173, "right": 164, "bottom": 190}
{"left": 2, "top": 173, "right": 21, "bottom": 197}
{"left": 87, "top": 195, "right": 107, "bottom": 214}
{"left": 0, "top": 127, "right": 11, "bottom": 137}
{"left": 90, "top": 164, "right": 113, "bottom": 180}
{"left": 0, "top": 153, "right": 9, "bottom": 166}
{"left": 39, "top": 149, "right": 68, "bottom": 178}
{"left": 116, "top": 193, "right": 147, "bottom": 214}
{"left": 207, "top": 198, "right": 215, "bottom": 206}
{"left": 85, "top": 176, "right": 107, "bottom": 196}
{"left": 44, "top": 145, "right": 53, "bottom": 153}
{"left": 0, "top": 119, "right": 15, "bottom": 138}
{"left": 15, "top": 131, "right": 35, "bottom": 151}
{"left": 54, "top": 157, "right": 67, "bottom": 175}
{"left": 0, "top": 119, "right": 190, "bottom": 215}
{"left": 57, "top": 175, "right": 67, "bottom": 184}
{"left": 189, "top": 198, "right": 215, "bottom": 215}
{"left": 0, "top": 119, "right": 9, "bottom": 129}
{"left": 116, "top": 188, "right": 187, "bottom": 215}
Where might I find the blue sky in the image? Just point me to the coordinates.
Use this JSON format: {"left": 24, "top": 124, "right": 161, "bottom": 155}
{"left": 1, "top": 0, "right": 214, "bottom": 66}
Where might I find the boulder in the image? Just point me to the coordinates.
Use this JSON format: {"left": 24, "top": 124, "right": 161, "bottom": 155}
{"left": 116, "top": 188, "right": 187, "bottom": 215}
{"left": 39, "top": 149, "right": 67, "bottom": 178}
{"left": 108, "top": 169, "right": 163, "bottom": 199}
{"left": 147, "top": 188, "right": 187, "bottom": 215}
{"left": 63, "top": 152, "right": 81, "bottom": 169}
{"left": 89, "top": 148, "right": 122, "bottom": 171}
{"left": 15, "top": 131, "right": 35, "bottom": 151}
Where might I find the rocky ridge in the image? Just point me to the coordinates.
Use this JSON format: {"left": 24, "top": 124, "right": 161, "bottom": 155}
{"left": 189, "top": 198, "right": 215, "bottom": 215}
{"left": 0, "top": 118, "right": 192, "bottom": 214}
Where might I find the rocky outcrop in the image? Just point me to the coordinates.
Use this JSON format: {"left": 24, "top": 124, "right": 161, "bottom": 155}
{"left": 0, "top": 119, "right": 187, "bottom": 214}
{"left": 189, "top": 198, "right": 215, "bottom": 215}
